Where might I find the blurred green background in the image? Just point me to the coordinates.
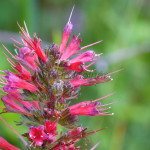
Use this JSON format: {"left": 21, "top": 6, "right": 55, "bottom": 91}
{"left": 0, "top": 0, "right": 150, "bottom": 149}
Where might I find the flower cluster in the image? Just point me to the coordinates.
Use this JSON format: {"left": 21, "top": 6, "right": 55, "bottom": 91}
{"left": 0, "top": 9, "right": 120, "bottom": 150}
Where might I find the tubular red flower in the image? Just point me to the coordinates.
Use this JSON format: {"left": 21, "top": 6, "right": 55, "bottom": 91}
{"left": 69, "top": 50, "right": 96, "bottom": 64}
{"left": 65, "top": 51, "right": 94, "bottom": 72}
{"left": 32, "top": 34, "right": 48, "bottom": 62}
{"left": 3, "top": 86, "right": 39, "bottom": 110}
{"left": 60, "top": 35, "right": 82, "bottom": 60}
{"left": 0, "top": 137, "right": 20, "bottom": 150}
{"left": 70, "top": 75, "right": 111, "bottom": 87}
{"left": 59, "top": 22, "right": 73, "bottom": 54}
{"left": 1, "top": 95, "right": 26, "bottom": 112}
{"left": 66, "top": 62, "right": 84, "bottom": 72}
{"left": 69, "top": 94, "right": 115, "bottom": 116}
{"left": 69, "top": 101, "right": 99, "bottom": 116}
{"left": 4, "top": 72, "right": 37, "bottom": 92}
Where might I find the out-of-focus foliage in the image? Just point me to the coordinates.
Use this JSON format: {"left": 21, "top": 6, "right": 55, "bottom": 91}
{"left": 0, "top": 0, "right": 150, "bottom": 149}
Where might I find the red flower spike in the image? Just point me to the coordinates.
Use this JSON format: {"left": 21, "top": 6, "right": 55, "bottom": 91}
{"left": 29, "top": 125, "right": 47, "bottom": 146}
{"left": 0, "top": 137, "right": 20, "bottom": 150}
{"left": 0, "top": 8, "right": 121, "bottom": 149}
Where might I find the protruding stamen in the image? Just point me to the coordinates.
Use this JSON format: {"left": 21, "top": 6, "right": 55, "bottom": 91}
{"left": 81, "top": 40, "right": 103, "bottom": 50}
{"left": 105, "top": 69, "right": 124, "bottom": 76}
{"left": 0, "top": 70, "right": 5, "bottom": 73}
{"left": 68, "top": 4, "right": 75, "bottom": 24}
{"left": 0, "top": 78, "right": 6, "bottom": 85}
{"left": 92, "top": 93, "right": 114, "bottom": 102}
{"left": 3, "top": 52, "right": 16, "bottom": 67}
{"left": 95, "top": 53, "right": 103, "bottom": 57}
{"left": 86, "top": 128, "right": 106, "bottom": 135}
{"left": 100, "top": 100, "right": 120, "bottom": 107}
{"left": 86, "top": 61, "right": 95, "bottom": 68}
{"left": 14, "top": 49, "right": 18, "bottom": 55}
{"left": 11, "top": 66, "right": 19, "bottom": 73}
{"left": 11, "top": 38, "right": 26, "bottom": 47}
{"left": 7, "top": 59, "right": 16, "bottom": 67}
{"left": 24, "top": 21, "right": 30, "bottom": 36}
{"left": 13, "top": 44, "right": 20, "bottom": 50}
{"left": 76, "top": 33, "right": 80, "bottom": 39}
{"left": 98, "top": 106, "right": 112, "bottom": 111}
{"left": 90, "top": 142, "right": 101, "bottom": 150}
{"left": 2, "top": 44, "right": 14, "bottom": 58}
